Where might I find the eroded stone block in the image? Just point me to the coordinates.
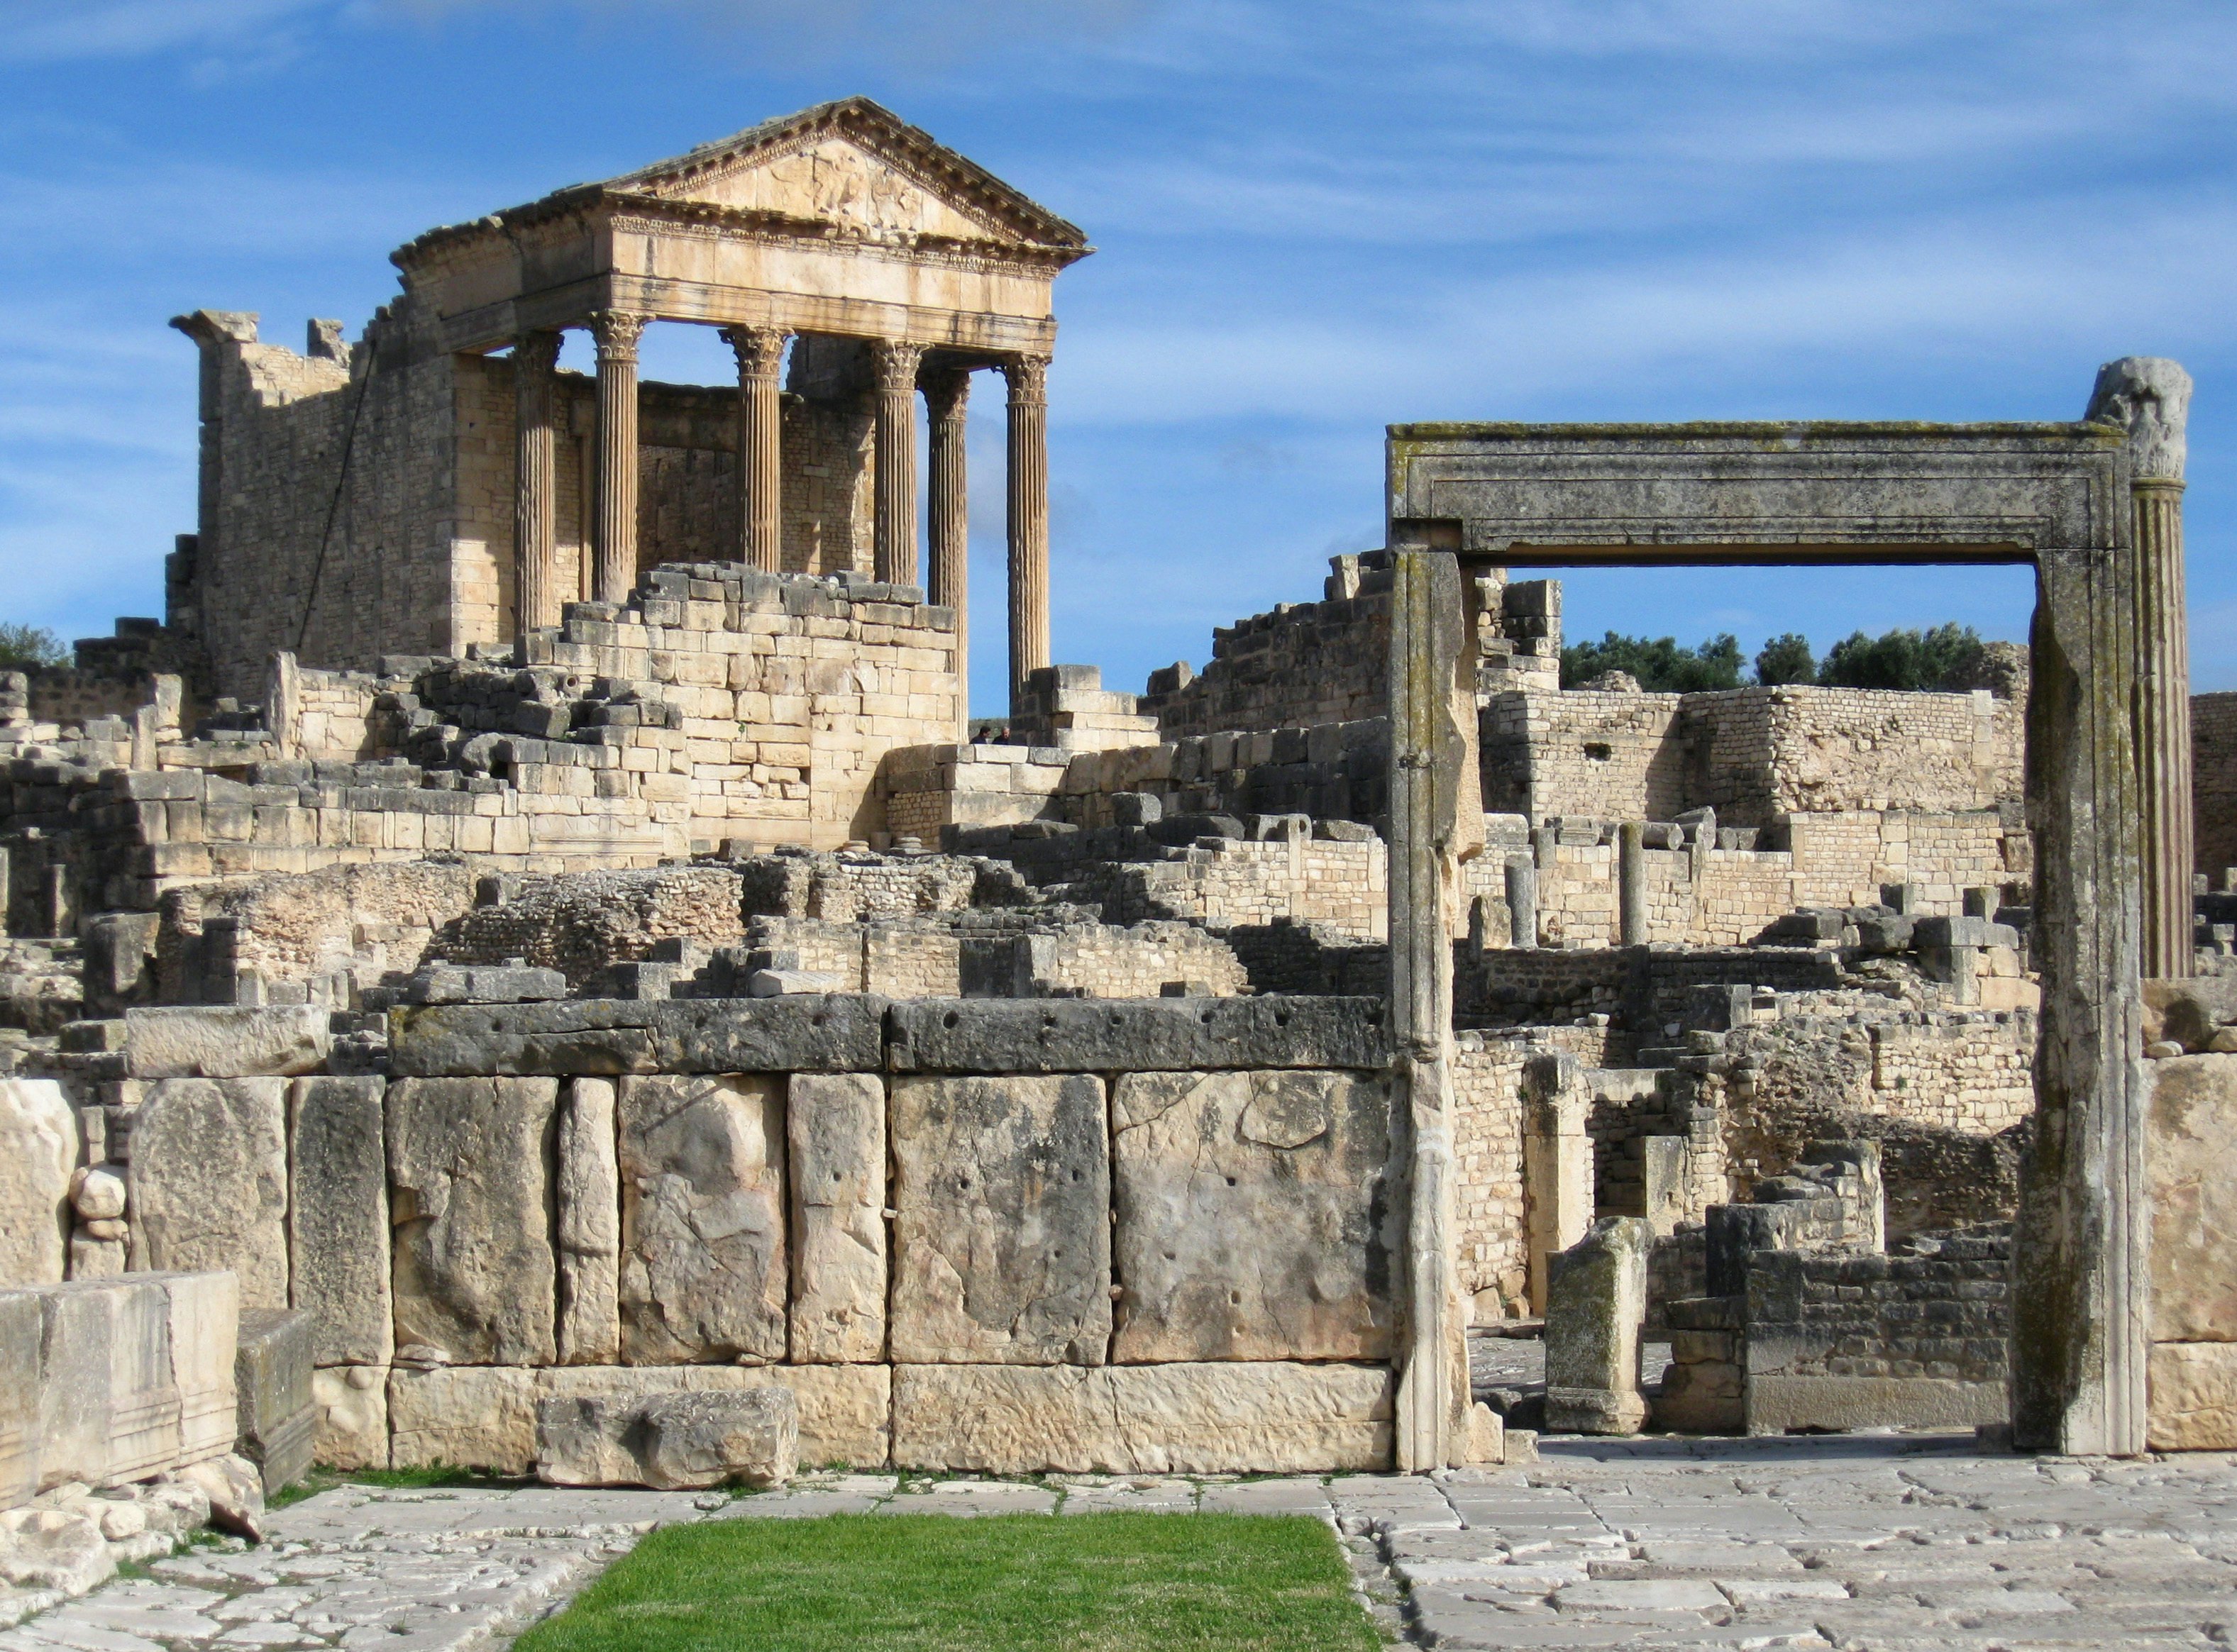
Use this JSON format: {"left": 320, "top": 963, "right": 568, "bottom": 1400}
{"left": 0, "top": 1290, "right": 40, "bottom": 1507}
{"left": 124, "top": 1005, "right": 331, "bottom": 1079}
{"left": 536, "top": 1387, "right": 797, "bottom": 1489}
{"left": 1545, "top": 1215, "right": 1650, "bottom": 1436}
{"left": 886, "top": 997, "right": 1386, "bottom": 1074}
{"left": 387, "top": 1365, "right": 541, "bottom": 1474}
{"left": 234, "top": 1308, "right": 316, "bottom": 1491}
{"left": 557, "top": 1078, "right": 621, "bottom": 1364}
{"left": 387, "top": 1077, "right": 558, "bottom": 1366}
{"left": 2148, "top": 1054, "right": 2237, "bottom": 1341}
{"left": 0, "top": 1079, "right": 74, "bottom": 1287}
{"left": 127, "top": 1077, "right": 289, "bottom": 1309}
{"left": 891, "top": 1074, "right": 1110, "bottom": 1365}
{"left": 287, "top": 1075, "right": 390, "bottom": 1367}
{"left": 387, "top": 996, "right": 883, "bottom": 1077}
{"left": 311, "top": 1364, "right": 389, "bottom": 1470}
{"left": 891, "top": 1361, "right": 1394, "bottom": 1474}
{"left": 617, "top": 1074, "right": 786, "bottom": 1365}
{"left": 2150, "top": 1341, "right": 2237, "bottom": 1451}
{"left": 788, "top": 1072, "right": 887, "bottom": 1363}
{"left": 1111, "top": 1069, "right": 1393, "bottom": 1362}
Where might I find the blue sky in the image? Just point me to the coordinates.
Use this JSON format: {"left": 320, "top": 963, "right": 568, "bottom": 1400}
{"left": 1, "top": 0, "right": 2231, "bottom": 714}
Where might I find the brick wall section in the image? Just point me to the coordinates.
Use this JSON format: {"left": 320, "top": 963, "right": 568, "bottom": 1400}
{"left": 2197, "top": 692, "right": 2237, "bottom": 880}
{"left": 1453, "top": 1036, "right": 1527, "bottom": 1307}
{"left": 1748, "top": 1229, "right": 2011, "bottom": 1386}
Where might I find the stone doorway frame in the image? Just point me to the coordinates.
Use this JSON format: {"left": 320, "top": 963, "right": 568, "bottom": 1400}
{"left": 1381, "top": 404, "right": 2189, "bottom": 1467}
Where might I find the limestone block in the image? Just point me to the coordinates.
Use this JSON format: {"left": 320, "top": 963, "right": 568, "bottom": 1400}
{"left": 617, "top": 1074, "right": 786, "bottom": 1365}
{"left": 387, "top": 1365, "right": 542, "bottom": 1474}
{"left": 891, "top": 1361, "right": 1395, "bottom": 1474}
{"left": 2150, "top": 1341, "right": 2237, "bottom": 1451}
{"left": 167, "top": 1270, "right": 245, "bottom": 1468}
{"left": 888, "top": 997, "right": 1386, "bottom": 1074}
{"left": 127, "top": 1078, "right": 289, "bottom": 1309}
{"left": 1544, "top": 1216, "right": 1650, "bottom": 1436}
{"left": 387, "top": 996, "right": 883, "bottom": 1077}
{"left": 557, "top": 1078, "right": 622, "bottom": 1365}
{"left": 311, "top": 1365, "right": 389, "bottom": 1470}
{"left": 287, "top": 1075, "right": 391, "bottom": 1367}
{"left": 35, "top": 1271, "right": 238, "bottom": 1489}
{"left": 536, "top": 1387, "right": 797, "bottom": 1489}
{"left": 0, "top": 1079, "right": 74, "bottom": 1287}
{"left": 1465, "top": 1401, "right": 1505, "bottom": 1465}
{"left": 788, "top": 1072, "right": 887, "bottom": 1363}
{"left": 70, "top": 1165, "right": 125, "bottom": 1222}
{"left": 0, "top": 1290, "right": 40, "bottom": 1507}
{"left": 891, "top": 1075, "right": 1110, "bottom": 1365}
{"left": 1110, "top": 1069, "right": 1393, "bottom": 1363}
{"left": 0, "top": 1506, "right": 114, "bottom": 1595}
{"left": 387, "top": 1077, "right": 559, "bottom": 1366}
{"left": 2148, "top": 1054, "right": 2237, "bottom": 1341}
{"left": 234, "top": 1308, "right": 316, "bottom": 1492}
{"left": 180, "top": 1451, "right": 266, "bottom": 1540}
{"left": 123, "top": 1005, "right": 331, "bottom": 1079}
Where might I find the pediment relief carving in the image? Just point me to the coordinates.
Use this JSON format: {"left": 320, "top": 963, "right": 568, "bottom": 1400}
{"left": 644, "top": 135, "right": 1012, "bottom": 247}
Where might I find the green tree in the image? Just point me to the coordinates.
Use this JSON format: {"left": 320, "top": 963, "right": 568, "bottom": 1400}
{"left": 1752, "top": 632, "right": 1816, "bottom": 686}
{"left": 1560, "top": 631, "right": 1744, "bottom": 692}
{"left": 0, "top": 623, "right": 66, "bottom": 670}
{"left": 1816, "top": 623, "right": 1988, "bottom": 692}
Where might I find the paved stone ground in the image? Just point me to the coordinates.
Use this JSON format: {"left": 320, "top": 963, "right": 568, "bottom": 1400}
{"left": 15, "top": 1440, "right": 2237, "bottom": 1650}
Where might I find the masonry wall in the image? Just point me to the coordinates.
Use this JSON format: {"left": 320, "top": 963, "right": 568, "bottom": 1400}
{"left": 2196, "top": 692, "right": 2237, "bottom": 880}
{"left": 1452, "top": 1037, "right": 1528, "bottom": 1313}
{"left": 1481, "top": 689, "right": 1685, "bottom": 821}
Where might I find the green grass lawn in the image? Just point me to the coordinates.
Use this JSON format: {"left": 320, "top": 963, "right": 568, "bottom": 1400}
{"left": 512, "top": 1511, "right": 1383, "bottom": 1652}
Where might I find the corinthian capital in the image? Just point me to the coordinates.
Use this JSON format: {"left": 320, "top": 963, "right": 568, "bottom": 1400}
{"left": 870, "top": 338, "right": 926, "bottom": 397}
{"left": 1000, "top": 353, "right": 1050, "bottom": 404}
{"left": 719, "top": 325, "right": 790, "bottom": 382}
{"left": 2086, "top": 355, "right": 2191, "bottom": 482}
{"left": 589, "top": 310, "right": 648, "bottom": 361}
{"left": 512, "top": 331, "right": 563, "bottom": 376}
{"left": 921, "top": 365, "right": 972, "bottom": 426}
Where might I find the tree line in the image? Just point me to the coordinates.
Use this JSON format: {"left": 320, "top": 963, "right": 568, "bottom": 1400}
{"left": 1559, "top": 623, "right": 2002, "bottom": 694}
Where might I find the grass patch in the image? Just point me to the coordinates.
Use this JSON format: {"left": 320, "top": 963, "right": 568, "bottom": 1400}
{"left": 513, "top": 1512, "right": 1380, "bottom": 1652}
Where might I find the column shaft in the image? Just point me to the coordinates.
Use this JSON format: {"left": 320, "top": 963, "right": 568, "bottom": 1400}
{"left": 511, "top": 331, "right": 563, "bottom": 644}
{"left": 1002, "top": 354, "right": 1051, "bottom": 714}
{"left": 591, "top": 311, "right": 647, "bottom": 605}
{"left": 924, "top": 367, "right": 971, "bottom": 734}
{"left": 721, "top": 326, "right": 788, "bottom": 572}
{"left": 871, "top": 340, "right": 923, "bottom": 588}
{"left": 2137, "top": 478, "right": 2192, "bottom": 977}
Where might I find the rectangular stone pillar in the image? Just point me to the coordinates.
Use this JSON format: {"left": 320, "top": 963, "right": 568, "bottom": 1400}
{"left": 1523, "top": 1053, "right": 1593, "bottom": 1312}
{"left": 924, "top": 366, "right": 971, "bottom": 735}
{"left": 1544, "top": 1215, "right": 1650, "bottom": 1436}
{"left": 873, "top": 340, "right": 924, "bottom": 589}
{"left": 1618, "top": 819, "right": 1648, "bottom": 946}
{"left": 1002, "top": 354, "right": 1051, "bottom": 714}
{"left": 591, "top": 310, "right": 646, "bottom": 605}
{"left": 722, "top": 326, "right": 788, "bottom": 575}
{"left": 512, "top": 331, "right": 561, "bottom": 643}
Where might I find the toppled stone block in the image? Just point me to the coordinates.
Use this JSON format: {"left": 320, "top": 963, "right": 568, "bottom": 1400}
{"left": 0, "top": 1506, "right": 113, "bottom": 1595}
{"left": 387, "top": 1077, "right": 559, "bottom": 1366}
{"left": 885, "top": 996, "right": 1386, "bottom": 1074}
{"left": 788, "top": 1072, "right": 887, "bottom": 1363}
{"left": 234, "top": 1309, "right": 316, "bottom": 1492}
{"left": 536, "top": 1387, "right": 797, "bottom": 1490}
{"left": 1912, "top": 915, "right": 2021, "bottom": 950}
{"left": 0, "top": 1079, "right": 74, "bottom": 1287}
{"left": 402, "top": 964, "right": 569, "bottom": 1005}
{"left": 123, "top": 1006, "right": 331, "bottom": 1079}
{"left": 617, "top": 1075, "right": 787, "bottom": 1365}
{"left": 1545, "top": 1216, "right": 1650, "bottom": 1436}
{"left": 387, "top": 995, "right": 884, "bottom": 1077}
{"left": 180, "top": 1451, "right": 265, "bottom": 1540}
{"left": 749, "top": 968, "right": 845, "bottom": 997}
{"left": 891, "top": 1075, "right": 1110, "bottom": 1365}
{"left": 127, "top": 1078, "right": 289, "bottom": 1309}
{"left": 35, "top": 1271, "right": 240, "bottom": 1489}
{"left": 891, "top": 1361, "right": 1394, "bottom": 1474}
{"left": 1110, "top": 1070, "right": 1394, "bottom": 1362}
{"left": 287, "top": 1076, "right": 390, "bottom": 1366}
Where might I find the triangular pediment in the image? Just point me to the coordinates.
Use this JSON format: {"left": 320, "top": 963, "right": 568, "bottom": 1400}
{"left": 607, "top": 98, "right": 1086, "bottom": 254}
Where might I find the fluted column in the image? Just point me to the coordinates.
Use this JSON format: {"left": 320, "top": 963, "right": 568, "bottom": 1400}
{"left": 871, "top": 339, "right": 924, "bottom": 588}
{"left": 511, "top": 331, "right": 563, "bottom": 645}
{"left": 590, "top": 310, "right": 647, "bottom": 604}
{"left": 2088, "top": 356, "right": 2195, "bottom": 978}
{"left": 1002, "top": 353, "right": 1051, "bottom": 713}
{"left": 923, "top": 365, "right": 971, "bottom": 733}
{"left": 720, "top": 325, "right": 788, "bottom": 572}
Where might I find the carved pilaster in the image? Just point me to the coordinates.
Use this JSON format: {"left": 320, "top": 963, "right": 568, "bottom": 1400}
{"left": 590, "top": 310, "right": 648, "bottom": 605}
{"left": 2087, "top": 355, "right": 2194, "bottom": 978}
{"left": 1002, "top": 353, "right": 1051, "bottom": 713}
{"left": 721, "top": 326, "right": 789, "bottom": 574}
{"left": 923, "top": 366, "right": 971, "bottom": 732}
{"left": 871, "top": 340, "right": 924, "bottom": 588}
{"left": 512, "top": 331, "right": 563, "bottom": 643}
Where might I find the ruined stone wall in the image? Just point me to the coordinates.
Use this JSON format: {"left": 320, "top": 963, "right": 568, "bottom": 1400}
{"left": 1481, "top": 689, "right": 1686, "bottom": 822}
{"left": 1141, "top": 558, "right": 1392, "bottom": 740}
{"left": 2195, "top": 692, "right": 2237, "bottom": 880}
{"left": 1452, "top": 1036, "right": 1527, "bottom": 1310}
{"left": 426, "top": 867, "right": 747, "bottom": 987}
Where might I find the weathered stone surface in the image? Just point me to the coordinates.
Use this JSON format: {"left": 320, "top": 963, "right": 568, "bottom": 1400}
{"left": 2148, "top": 1054, "right": 2237, "bottom": 1341}
{"left": 537, "top": 1388, "right": 797, "bottom": 1489}
{"left": 387, "top": 996, "right": 883, "bottom": 1077}
{"left": 2150, "top": 1341, "right": 2237, "bottom": 1451}
{"left": 0, "top": 1507, "right": 113, "bottom": 1595}
{"left": 788, "top": 1072, "right": 886, "bottom": 1363}
{"left": 0, "top": 1290, "right": 40, "bottom": 1507}
{"left": 392, "top": 1363, "right": 888, "bottom": 1473}
{"left": 387, "top": 1077, "right": 558, "bottom": 1366}
{"left": 1110, "top": 1069, "right": 1394, "bottom": 1362}
{"left": 35, "top": 1271, "right": 239, "bottom": 1488}
{"left": 287, "top": 1075, "right": 391, "bottom": 1367}
{"left": 1544, "top": 1215, "right": 1649, "bottom": 1436}
{"left": 891, "top": 1362, "right": 1395, "bottom": 1473}
{"left": 886, "top": 996, "right": 1386, "bottom": 1073}
{"left": 0, "top": 1079, "right": 74, "bottom": 1287}
{"left": 404, "top": 963, "right": 568, "bottom": 1004}
{"left": 123, "top": 1005, "right": 331, "bottom": 1079}
{"left": 556, "top": 1078, "right": 621, "bottom": 1365}
{"left": 617, "top": 1074, "right": 786, "bottom": 1365}
{"left": 181, "top": 1450, "right": 266, "bottom": 1540}
{"left": 69, "top": 1165, "right": 126, "bottom": 1222}
{"left": 166, "top": 1270, "right": 244, "bottom": 1468}
{"left": 891, "top": 1075, "right": 1110, "bottom": 1365}
{"left": 2145, "top": 977, "right": 2237, "bottom": 1052}
{"left": 127, "top": 1077, "right": 289, "bottom": 1309}
{"left": 311, "top": 1364, "right": 389, "bottom": 1470}
{"left": 234, "top": 1308, "right": 316, "bottom": 1491}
